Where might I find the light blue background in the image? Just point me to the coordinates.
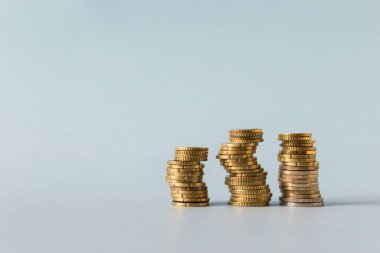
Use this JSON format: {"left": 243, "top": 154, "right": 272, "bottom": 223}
{"left": 0, "top": 1, "right": 380, "bottom": 252}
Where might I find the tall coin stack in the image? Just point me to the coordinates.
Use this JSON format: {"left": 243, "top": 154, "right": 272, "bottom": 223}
{"left": 166, "top": 147, "right": 210, "bottom": 207}
{"left": 217, "top": 129, "right": 272, "bottom": 207}
{"left": 278, "top": 133, "right": 324, "bottom": 207}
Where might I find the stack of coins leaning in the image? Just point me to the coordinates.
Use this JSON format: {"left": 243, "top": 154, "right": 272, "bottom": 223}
{"left": 278, "top": 133, "right": 324, "bottom": 207}
{"left": 217, "top": 129, "right": 272, "bottom": 207}
{"left": 166, "top": 147, "right": 210, "bottom": 207}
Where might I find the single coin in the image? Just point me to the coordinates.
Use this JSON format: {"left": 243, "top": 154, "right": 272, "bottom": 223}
{"left": 228, "top": 185, "right": 269, "bottom": 190}
{"left": 217, "top": 154, "right": 251, "bottom": 159}
{"left": 226, "top": 175, "right": 267, "bottom": 181}
{"left": 278, "top": 158, "right": 316, "bottom": 163}
{"left": 280, "top": 143, "right": 315, "bottom": 147}
{"left": 281, "top": 139, "right": 315, "bottom": 144}
{"left": 280, "top": 182, "right": 319, "bottom": 188}
{"left": 280, "top": 186, "right": 320, "bottom": 191}
{"left": 167, "top": 169, "right": 204, "bottom": 174}
{"left": 167, "top": 160, "right": 201, "bottom": 166}
{"left": 282, "top": 162, "right": 319, "bottom": 167}
{"left": 171, "top": 190, "right": 208, "bottom": 195}
{"left": 225, "top": 169, "right": 264, "bottom": 174}
{"left": 280, "top": 197, "right": 323, "bottom": 203}
{"left": 175, "top": 147, "right": 208, "bottom": 151}
{"left": 280, "top": 190, "right": 320, "bottom": 195}
{"left": 170, "top": 186, "right": 207, "bottom": 191}
{"left": 278, "top": 154, "right": 317, "bottom": 159}
{"left": 228, "top": 201, "right": 269, "bottom": 207}
{"left": 171, "top": 194, "right": 209, "bottom": 199}
{"left": 221, "top": 162, "right": 257, "bottom": 167}
{"left": 226, "top": 181, "right": 266, "bottom": 186}
{"left": 279, "top": 150, "right": 317, "bottom": 155}
{"left": 278, "top": 178, "right": 318, "bottom": 183}
{"left": 230, "top": 129, "right": 263, "bottom": 133}
{"left": 231, "top": 193, "right": 273, "bottom": 198}
{"left": 280, "top": 170, "right": 318, "bottom": 175}
{"left": 221, "top": 143, "right": 257, "bottom": 148}
{"left": 229, "top": 172, "right": 265, "bottom": 177}
{"left": 172, "top": 202, "right": 209, "bottom": 207}
{"left": 280, "top": 166, "right": 318, "bottom": 171}
{"left": 229, "top": 189, "right": 271, "bottom": 194}
{"left": 281, "top": 193, "right": 321, "bottom": 198}
{"left": 167, "top": 171, "right": 204, "bottom": 176}
{"left": 175, "top": 150, "right": 208, "bottom": 155}
{"left": 225, "top": 164, "right": 262, "bottom": 169}
{"left": 279, "top": 174, "right": 319, "bottom": 180}
{"left": 229, "top": 197, "right": 271, "bottom": 203}
{"left": 172, "top": 197, "right": 210, "bottom": 202}
{"left": 218, "top": 150, "right": 254, "bottom": 155}
{"left": 229, "top": 138, "right": 264, "bottom": 143}
{"left": 280, "top": 202, "right": 324, "bottom": 207}
{"left": 167, "top": 164, "right": 204, "bottom": 169}
{"left": 174, "top": 155, "right": 208, "bottom": 159}
{"left": 169, "top": 182, "right": 206, "bottom": 187}
{"left": 167, "top": 179, "right": 202, "bottom": 183}
{"left": 279, "top": 133, "right": 312, "bottom": 137}
{"left": 281, "top": 146, "right": 316, "bottom": 151}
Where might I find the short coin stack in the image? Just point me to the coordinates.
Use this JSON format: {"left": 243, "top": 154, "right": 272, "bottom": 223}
{"left": 166, "top": 147, "right": 210, "bottom": 207}
{"left": 217, "top": 129, "right": 272, "bottom": 207}
{"left": 278, "top": 133, "right": 324, "bottom": 207}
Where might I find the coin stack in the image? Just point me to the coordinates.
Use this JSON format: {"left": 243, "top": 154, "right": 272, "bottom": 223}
{"left": 217, "top": 129, "right": 272, "bottom": 207}
{"left": 166, "top": 147, "right": 210, "bottom": 207}
{"left": 278, "top": 133, "right": 324, "bottom": 207}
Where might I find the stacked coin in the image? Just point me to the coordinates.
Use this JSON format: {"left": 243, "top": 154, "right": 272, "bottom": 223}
{"left": 278, "top": 133, "right": 324, "bottom": 207}
{"left": 217, "top": 129, "right": 272, "bottom": 207}
{"left": 166, "top": 147, "right": 210, "bottom": 207}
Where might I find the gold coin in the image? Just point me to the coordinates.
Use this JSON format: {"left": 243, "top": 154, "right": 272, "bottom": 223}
{"left": 166, "top": 175, "right": 203, "bottom": 180}
{"left": 282, "top": 162, "right": 319, "bottom": 167}
{"left": 278, "top": 178, "right": 318, "bottom": 183}
{"left": 278, "top": 158, "right": 316, "bottom": 163}
{"left": 229, "top": 129, "right": 263, "bottom": 134}
{"left": 225, "top": 169, "right": 263, "bottom": 174}
{"left": 280, "top": 202, "right": 323, "bottom": 207}
{"left": 174, "top": 155, "right": 208, "bottom": 159}
{"left": 279, "top": 133, "right": 312, "bottom": 137}
{"left": 281, "top": 139, "right": 315, "bottom": 144}
{"left": 280, "top": 182, "right": 319, "bottom": 187}
{"left": 280, "top": 190, "right": 320, "bottom": 195}
{"left": 229, "top": 138, "right": 264, "bottom": 143}
{"left": 167, "top": 169, "right": 204, "bottom": 174}
{"left": 279, "top": 150, "right": 317, "bottom": 155}
{"left": 217, "top": 154, "right": 251, "bottom": 159}
{"left": 175, "top": 150, "right": 208, "bottom": 155}
{"left": 175, "top": 157, "right": 208, "bottom": 161}
{"left": 229, "top": 197, "right": 271, "bottom": 203}
{"left": 175, "top": 147, "right": 208, "bottom": 151}
{"left": 171, "top": 190, "right": 208, "bottom": 195}
{"left": 227, "top": 174, "right": 267, "bottom": 181}
{"left": 280, "top": 186, "right": 320, "bottom": 191}
{"left": 221, "top": 143, "right": 257, "bottom": 147}
{"left": 169, "top": 182, "right": 206, "bottom": 187}
{"left": 167, "top": 179, "right": 202, "bottom": 183}
{"left": 221, "top": 162, "right": 257, "bottom": 167}
{"left": 167, "top": 160, "right": 200, "bottom": 166}
{"left": 218, "top": 150, "right": 254, "bottom": 154}
{"left": 229, "top": 172, "right": 265, "bottom": 177}
{"left": 172, "top": 202, "right": 209, "bottom": 207}
{"left": 171, "top": 194, "right": 209, "bottom": 199}
{"left": 226, "top": 181, "right": 266, "bottom": 186}
{"left": 231, "top": 193, "right": 273, "bottom": 198}
{"left": 229, "top": 189, "right": 271, "bottom": 194}
{"left": 280, "top": 143, "right": 315, "bottom": 147}
{"left": 280, "top": 197, "right": 323, "bottom": 203}
{"left": 167, "top": 171, "right": 204, "bottom": 175}
{"left": 228, "top": 185, "right": 269, "bottom": 190}
{"left": 281, "top": 147, "right": 316, "bottom": 151}
{"left": 228, "top": 201, "right": 269, "bottom": 207}
{"left": 280, "top": 166, "right": 318, "bottom": 171}
{"left": 225, "top": 164, "right": 262, "bottom": 169}
{"left": 278, "top": 154, "right": 316, "bottom": 159}
{"left": 172, "top": 197, "right": 210, "bottom": 202}
{"left": 170, "top": 186, "right": 207, "bottom": 191}
{"left": 280, "top": 170, "right": 318, "bottom": 175}
{"left": 281, "top": 194, "right": 322, "bottom": 199}
{"left": 167, "top": 164, "right": 204, "bottom": 169}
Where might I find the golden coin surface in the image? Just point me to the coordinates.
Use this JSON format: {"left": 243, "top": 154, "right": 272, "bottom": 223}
{"left": 170, "top": 182, "right": 206, "bottom": 187}
{"left": 280, "top": 190, "right": 320, "bottom": 195}
{"left": 280, "top": 143, "right": 315, "bottom": 147}
{"left": 229, "top": 197, "right": 271, "bottom": 203}
{"left": 167, "top": 164, "right": 204, "bottom": 169}
{"left": 279, "top": 150, "right": 317, "bottom": 155}
{"left": 278, "top": 178, "right": 318, "bottom": 183}
{"left": 231, "top": 193, "right": 273, "bottom": 198}
{"left": 279, "top": 174, "right": 319, "bottom": 180}
{"left": 167, "top": 160, "right": 201, "bottom": 166}
{"left": 172, "top": 202, "right": 209, "bottom": 207}
{"left": 279, "top": 133, "right": 312, "bottom": 137}
{"left": 167, "top": 171, "right": 204, "bottom": 176}
{"left": 171, "top": 194, "right": 209, "bottom": 199}
{"left": 226, "top": 180, "right": 266, "bottom": 186}
{"left": 170, "top": 186, "right": 207, "bottom": 191}
{"left": 230, "top": 129, "right": 263, "bottom": 133}
{"left": 229, "top": 172, "right": 265, "bottom": 177}
{"left": 167, "top": 169, "right": 204, "bottom": 174}
{"left": 175, "top": 147, "right": 208, "bottom": 151}
{"left": 282, "top": 162, "right": 319, "bottom": 167}
{"left": 228, "top": 185, "right": 269, "bottom": 190}
{"left": 280, "top": 166, "right": 318, "bottom": 171}
{"left": 281, "top": 193, "right": 321, "bottom": 198}
{"left": 218, "top": 150, "right": 254, "bottom": 155}
{"left": 280, "top": 197, "right": 324, "bottom": 203}
{"left": 229, "top": 138, "right": 264, "bottom": 143}
{"left": 228, "top": 201, "right": 269, "bottom": 207}
{"left": 172, "top": 197, "right": 210, "bottom": 202}
{"left": 229, "top": 189, "right": 271, "bottom": 194}
{"left": 221, "top": 143, "right": 257, "bottom": 147}
{"left": 217, "top": 154, "right": 251, "bottom": 159}
{"left": 226, "top": 175, "right": 267, "bottom": 181}
{"left": 171, "top": 190, "right": 208, "bottom": 195}
{"left": 280, "top": 202, "right": 324, "bottom": 207}
{"left": 278, "top": 158, "right": 316, "bottom": 163}
{"left": 280, "top": 182, "right": 319, "bottom": 188}
{"left": 278, "top": 154, "right": 317, "bottom": 159}
{"left": 280, "top": 186, "right": 320, "bottom": 191}
{"left": 280, "top": 170, "right": 318, "bottom": 175}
